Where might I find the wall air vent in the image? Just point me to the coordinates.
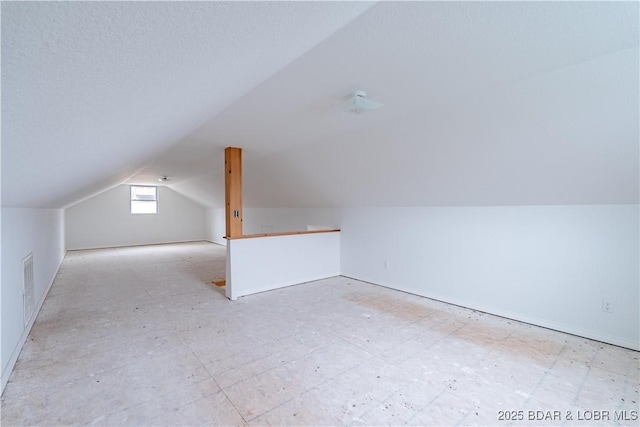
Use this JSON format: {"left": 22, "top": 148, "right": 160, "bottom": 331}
{"left": 22, "top": 253, "right": 35, "bottom": 327}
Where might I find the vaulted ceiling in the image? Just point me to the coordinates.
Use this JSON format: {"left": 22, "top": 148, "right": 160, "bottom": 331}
{"left": 2, "top": 1, "right": 638, "bottom": 209}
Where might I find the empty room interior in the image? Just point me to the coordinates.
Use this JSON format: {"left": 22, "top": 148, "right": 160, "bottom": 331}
{"left": 1, "top": 1, "right": 639, "bottom": 426}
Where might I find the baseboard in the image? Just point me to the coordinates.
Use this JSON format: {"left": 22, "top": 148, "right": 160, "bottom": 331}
{"left": 340, "top": 274, "right": 640, "bottom": 352}
{"left": 66, "top": 239, "right": 207, "bottom": 251}
{"left": 204, "top": 239, "right": 227, "bottom": 247}
{"left": 1, "top": 252, "right": 65, "bottom": 395}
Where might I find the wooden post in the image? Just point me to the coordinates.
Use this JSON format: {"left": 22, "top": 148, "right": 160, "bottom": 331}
{"left": 225, "top": 147, "right": 243, "bottom": 238}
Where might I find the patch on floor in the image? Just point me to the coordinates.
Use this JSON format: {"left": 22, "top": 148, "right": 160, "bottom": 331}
{"left": 212, "top": 280, "right": 226, "bottom": 287}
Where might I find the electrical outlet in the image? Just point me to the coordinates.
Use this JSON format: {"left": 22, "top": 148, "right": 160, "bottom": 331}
{"left": 602, "top": 299, "right": 613, "bottom": 313}
{"left": 384, "top": 261, "right": 390, "bottom": 270}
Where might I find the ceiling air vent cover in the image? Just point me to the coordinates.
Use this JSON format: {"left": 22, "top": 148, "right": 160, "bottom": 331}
{"left": 342, "top": 90, "right": 383, "bottom": 113}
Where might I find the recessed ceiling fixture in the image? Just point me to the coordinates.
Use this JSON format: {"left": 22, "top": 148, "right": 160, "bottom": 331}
{"left": 158, "top": 176, "right": 171, "bottom": 182}
{"left": 342, "top": 90, "right": 383, "bottom": 113}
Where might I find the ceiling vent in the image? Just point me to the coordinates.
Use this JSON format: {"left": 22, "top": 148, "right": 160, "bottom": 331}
{"left": 342, "top": 91, "right": 383, "bottom": 113}
{"left": 158, "top": 176, "right": 171, "bottom": 183}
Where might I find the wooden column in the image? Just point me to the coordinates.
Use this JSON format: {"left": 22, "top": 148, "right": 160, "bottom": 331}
{"left": 225, "top": 147, "right": 243, "bottom": 238}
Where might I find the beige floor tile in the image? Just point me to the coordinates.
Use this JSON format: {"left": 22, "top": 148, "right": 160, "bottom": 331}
{"left": 222, "top": 364, "right": 310, "bottom": 420}
{"left": 592, "top": 345, "right": 640, "bottom": 376}
{"left": 247, "top": 390, "right": 343, "bottom": 426}
{"left": 210, "top": 333, "right": 333, "bottom": 389}
{"left": 149, "top": 390, "right": 246, "bottom": 426}
{"left": 92, "top": 377, "right": 221, "bottom": 426}
{"left": 308, "top": 378, "right": 388, "bottom": 424}
{"left": 358, "top": 380, "right": 444, "bottom": 425}
{"left": 407, "top": 391, "right": 474, "bottom": 426}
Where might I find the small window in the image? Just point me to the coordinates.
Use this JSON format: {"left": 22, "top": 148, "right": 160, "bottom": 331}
{"left": 130, "top": 186, "right": 157, "bottom": 214}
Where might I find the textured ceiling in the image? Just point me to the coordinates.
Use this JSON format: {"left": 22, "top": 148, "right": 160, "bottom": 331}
{"left": 2, "top": 1, "right": 638, "bottom": 210}
{"left": 1, "top": 1, "right": 374, "bottom": 208}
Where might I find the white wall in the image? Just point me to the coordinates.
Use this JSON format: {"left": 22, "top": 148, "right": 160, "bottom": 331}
{"left": 1, "top": 208, "right": 66, "bottom": 392}
{"left": 243, "top": 208, "right": 341, "bottom": 235}
{"left": 205, "top": 208, "right": 226, "bottom": 246}
{"left": 66, "top": 185, "right": 206, "bottom": 250}
{"left": 205, "top": 207, "right": 341, "bottom": 246}
{"left": 341, "top": 205, "right": 639, "bottom": 350}
{"left": 226, "top": 231, "right": 340, "bottom": 300}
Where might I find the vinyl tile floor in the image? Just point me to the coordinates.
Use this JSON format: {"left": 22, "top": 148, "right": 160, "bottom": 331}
{"left": 1, "top": 242, "right": 638, "bottom": 426}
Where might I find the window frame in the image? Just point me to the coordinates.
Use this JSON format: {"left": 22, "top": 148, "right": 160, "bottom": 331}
{"left": 130, "top": 185, "right": 158, "bottom": 214}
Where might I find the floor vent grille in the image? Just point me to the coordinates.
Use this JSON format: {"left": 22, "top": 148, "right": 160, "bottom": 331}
{"left": 22, "top": 253, "right": 35, "bottom": 327}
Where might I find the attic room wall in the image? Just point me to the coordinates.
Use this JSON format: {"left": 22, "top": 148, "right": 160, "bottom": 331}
{"left": 340, "top": 204, "right": 639, "bottom": 350}
{"left": 243, "top": 208, "right": 341, "bottom": 235}
{"left": 65, "top": 185, "right": 205, "bottom": 250}
{"left": 205, "top": 208, "right": 226, "bottom": 246}
{"left": 1, "top": 208, "right": 65, "bottom": 392}
{"left": 204, "top": 207, "right": 341, "bottom": 245}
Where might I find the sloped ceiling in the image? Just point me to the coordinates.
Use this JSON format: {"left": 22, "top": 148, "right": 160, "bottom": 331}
{"left": 1, "top": 1, "right": 375, "bottom": 208}
{"left": 2, "top": 1, "right": 638, "bottom": 210}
